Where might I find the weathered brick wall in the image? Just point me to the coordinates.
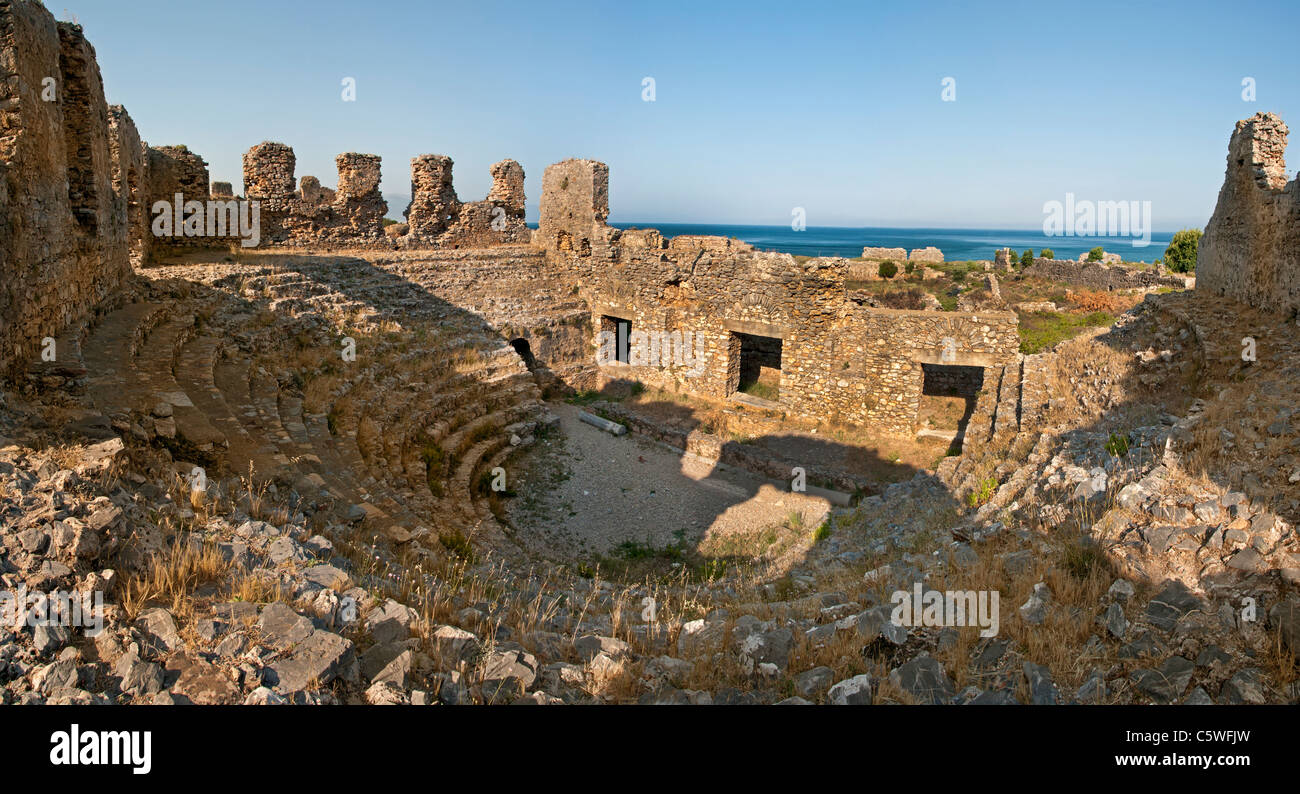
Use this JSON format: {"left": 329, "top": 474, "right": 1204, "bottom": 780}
{"left": 1198, "top": 112, "right": 1300, "bottom": 315}
{"left": 0, "top": 1, "right": 129, "bottom": 378}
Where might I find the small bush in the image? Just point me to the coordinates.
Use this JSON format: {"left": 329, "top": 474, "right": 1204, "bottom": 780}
{"left": 1040, "top": 248, "right": 1054, "bottom": 259}
{"left": 1104, "top": 432, "right": 1130, "bottom": 458}
{"left": 1087, "top": 246, "right": 1105, "bottom": 262}
{"left": 438, "top": 530, "right": 475, "bottom": 562}
{"left": 966, "top": 477, "right": 998, "bottom": 507}
{"left": 1020, "top": 249, "right": 1034, "bottom": 267}
{"left": 1164, "top": 228, "right": 1202, "bottom": 273}
{"left": 878, "top": 260, "right": 898, "bottom": 279}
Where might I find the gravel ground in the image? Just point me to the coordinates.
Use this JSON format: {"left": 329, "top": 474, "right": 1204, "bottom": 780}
{"left": 505, "top": 402, "right": 831, "bottom": 559}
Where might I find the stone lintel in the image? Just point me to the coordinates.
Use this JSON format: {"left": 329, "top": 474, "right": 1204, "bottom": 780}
{"left": 722, "top": 318, "right": 785, "bottom": 339}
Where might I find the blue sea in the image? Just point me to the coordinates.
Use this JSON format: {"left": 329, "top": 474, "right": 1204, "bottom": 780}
{"left": 604, "top": 223, "right": 1173, "bottom": 263}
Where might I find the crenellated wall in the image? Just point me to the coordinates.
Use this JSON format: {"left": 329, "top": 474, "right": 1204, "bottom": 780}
{"left": 1198, "top": 112, "right": 1300, "bottom": 315}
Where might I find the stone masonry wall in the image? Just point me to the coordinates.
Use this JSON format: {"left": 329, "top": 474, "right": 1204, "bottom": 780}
{"left": 536, "top": 158, "right": 614, "bottom": 257}
{"left": 145, "top": 144, "right": 210, "bottom": 257}
{"left": 403, "top": 155, "right": 528, "bottom": 247}
{"left": 1198, "top": 112, "right": 1300, "bottom": 316}
{"left": 0, "top": 1, "right": 129, "bottom": 378}
{"left": 534, "top": 170, "right": 1019, "bottom": 435}
{"left": 1024, "top": 257, "right": 1187, "bottom": 291}
{"left": 107, "top": 104, "right": 148, "bottom": 264}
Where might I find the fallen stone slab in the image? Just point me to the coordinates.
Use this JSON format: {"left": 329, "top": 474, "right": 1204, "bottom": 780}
{"left": 267, "top": 631, "right": 356, "bottom": 693}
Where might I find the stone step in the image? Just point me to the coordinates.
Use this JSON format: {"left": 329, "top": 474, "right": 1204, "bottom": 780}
{"left": 134, "top": 313, "right": 228, "bottom": 453}
{"left": 175, "top": 335, "right": 267, "bottom": 473}
{"left": 82, "top": 302, "right": 172, "bottom": 419}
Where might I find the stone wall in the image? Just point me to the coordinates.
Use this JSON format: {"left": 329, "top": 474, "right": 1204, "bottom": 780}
{"left": 0, "top": 1, "right": 130, "bottom": 378}
{"left": 107, "top": 104, "right": 147, "bottom": 264}
{"left": 533, "top": 170, "right": 1019, "bottom": 435}
{"left": 1024, "top": 257, "right": 1187, "bottom": 291}
{"left": 145, "top": 144, "right": 211, "bottom": 256}
{"left": 908, "top": 246, "right": 944, "bottom": 263}
{"left": 861, "top": 246, "right": 906, "bottom": 261}
{"left": 1198, "top": 112, "right": 1300, "bottom": 315}
{"left": 536, "top": 158, "right": 614, "bottom": 256}
{"left": 403, "top": 155, "right": 528, "bottom": 247}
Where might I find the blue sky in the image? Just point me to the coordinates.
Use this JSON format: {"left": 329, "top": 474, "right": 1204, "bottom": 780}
{"left": 69, "top": 0, "right": 1299, "bottom": 228}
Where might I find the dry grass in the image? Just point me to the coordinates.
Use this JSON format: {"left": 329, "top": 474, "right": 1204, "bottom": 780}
{"left": 120, "top": 537, "right": 230, "bottom": 622}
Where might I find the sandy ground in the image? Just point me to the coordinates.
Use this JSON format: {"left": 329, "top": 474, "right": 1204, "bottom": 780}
{"left": 505, "top": 402, "right": 831, "bottom": 559}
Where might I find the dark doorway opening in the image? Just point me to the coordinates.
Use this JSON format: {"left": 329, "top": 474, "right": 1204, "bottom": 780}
{"left": 509, "top": 337, "right": 536, "bottom": 371}
{"left": 729, "top": 331, "right": 782, "bottom": 401}
{"left": 920, "top": 363, "right": 984, "bottom": 446}
{"left": 600, "top": 315, "right": 632, "bottom": 364}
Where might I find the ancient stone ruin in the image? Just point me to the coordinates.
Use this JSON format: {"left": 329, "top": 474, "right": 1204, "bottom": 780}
{"left": 0, "top": 0, "right": 1024, "bottom": 441}
{"left": 4, "top": 2, "right": 1300, "bottom": 711}
{"left": 1198, "top": 111, "right": 1300, "bottom": 316}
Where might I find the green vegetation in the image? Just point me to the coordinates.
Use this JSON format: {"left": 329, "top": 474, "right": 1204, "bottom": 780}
{"left": 1104, "top": 431, "right": 1131, "bottom": 458}
{"left": 739, "top": 380, "right": 779, "bottom": 401}
{"left": 1164, "top": 228, "right": 1202, "bottom": 273}
{"left": 1017, "top": 310, "right": 1115, "bottom": 354}
{"left": 967, "top": 477, "right": 998, "bottom": 507}
{"left": 1040, "top": 248, "right": 1054, "bottom": 259}
{"left": 438, "top": 529, "right": 475, "bottom": 562}
{"left": 878, "top": 260, "right": 898, "bottom": 279}
{"left": 1020, "top": 249, "right": 1034, "bottom": 267}
{"left": 812, "top": 520, "right": 832, "bottom": 543}
{"left": 1087, "top": 246, "right": 1105, "bottom": 262}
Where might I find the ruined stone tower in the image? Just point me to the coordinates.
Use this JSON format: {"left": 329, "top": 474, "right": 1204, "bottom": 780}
{"left": 1198, "top": 112, "right": 1300, "bottom": 315}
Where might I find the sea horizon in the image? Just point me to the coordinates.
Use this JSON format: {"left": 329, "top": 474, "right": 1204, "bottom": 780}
{"left": 516, "top": 220, "right": 1177, "bottom": 262}
{"left": 604, "top": 223, "right": 1177, "bottom": 263}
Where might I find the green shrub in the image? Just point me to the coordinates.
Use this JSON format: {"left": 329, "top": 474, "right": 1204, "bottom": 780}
{"left": 1164, "top": 228, "right": 1202, "bottom": 273}
{"left": 1040, "top": 248, "right": 1054, "bottom": 259}
{"left": 1104, "top": 432, "right": 1131, "bottom": 458}
{"left": 1087, "top": 246, "right": 1105, "bottom": 262}
{"left": 878, "top": 260, "right": 898, "bottom": 279}
{"left": 966, "top": 477, "right": 998, "bottom": 507}
{"left": 1020, "top": 249, "right": 1034, "bottom": 267}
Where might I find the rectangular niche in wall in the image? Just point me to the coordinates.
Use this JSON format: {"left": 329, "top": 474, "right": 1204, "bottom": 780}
{"left": 728, "top": 331, "right": 782, "bottom": 402}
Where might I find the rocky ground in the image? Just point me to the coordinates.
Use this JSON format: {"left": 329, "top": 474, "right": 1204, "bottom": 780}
{"left": 2, "top": 265, "right": 1297, "bottom": 705}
